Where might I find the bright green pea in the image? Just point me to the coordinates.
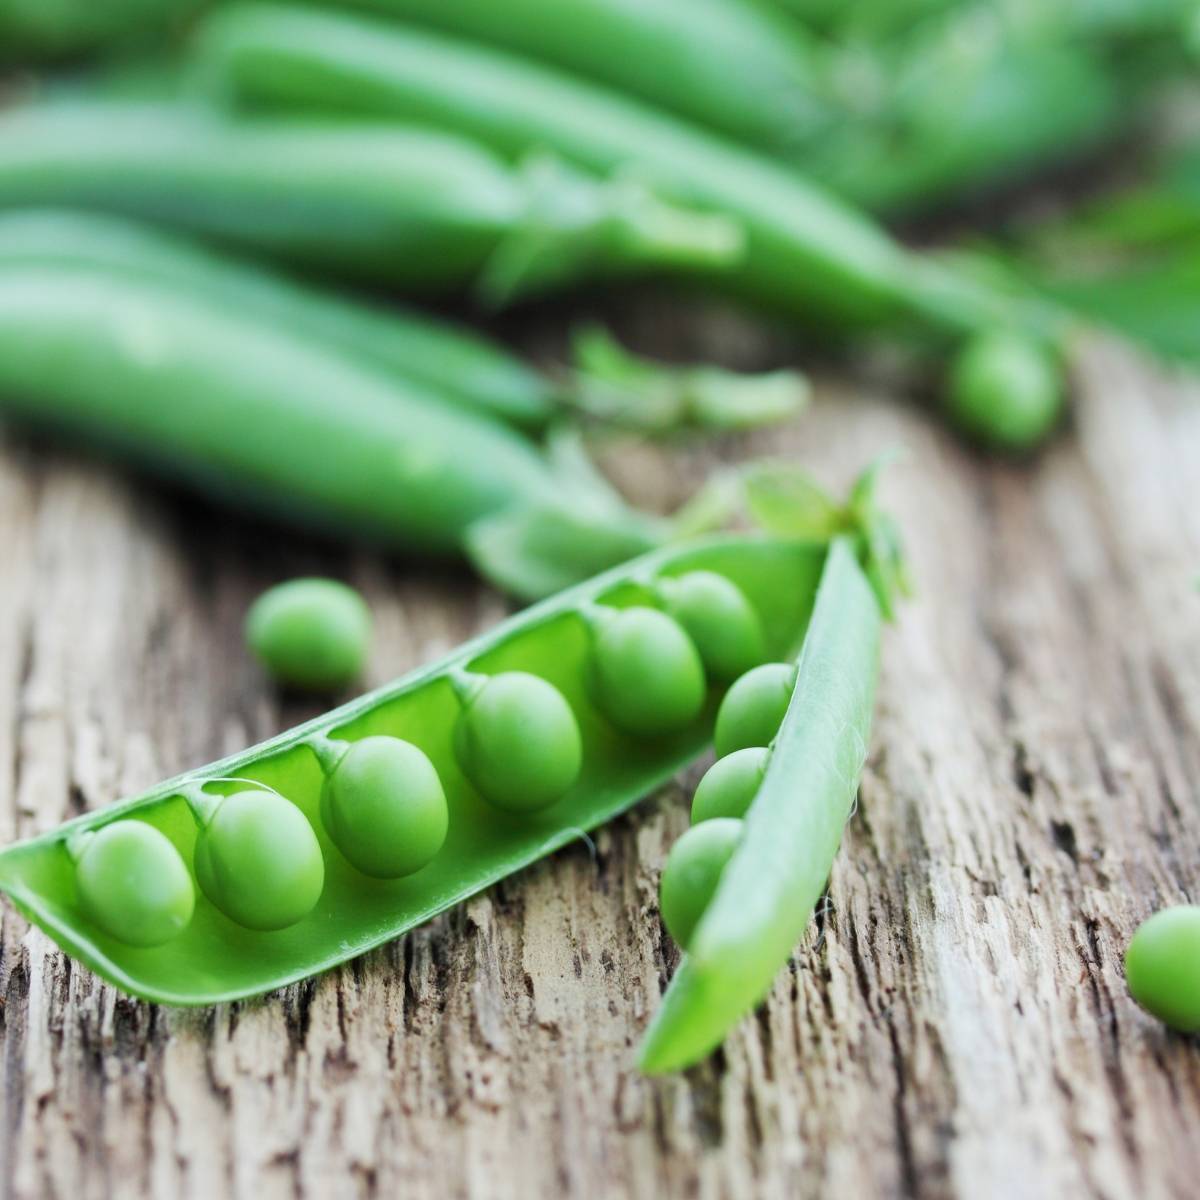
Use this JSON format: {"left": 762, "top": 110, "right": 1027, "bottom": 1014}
{"left": 659, "top": 817, "right": 743, "bottom": 950}
{"left": 194, "top": 789, "right": 325, "bottom": 930}
{"left": 691, "top": 746, "right": 768, "bottom": 824}
{"left": 713, "top": 661, "right": 795, "bottom": 758}
{"left": 591, "top": 606, "right": 706, "bottom": 736}
{"left": 1124, "top": 906, "right": 1200, "bottom": 1032}
{"left": 75, "top": 821, "right": 194, "bottom": 947}
{"left": 245, "top": 577, "right": 371, "bottom": 692}
{"left": 321, "top": 736, "right": 448, "bottom": 878}
{"left": 455, "top": 671, "right": 582, "bottom": 813}
{"left": 944, "top": 330, "right": 1063, "bottom": 451}
{"left": 659, "top": 570, "right": 767, "bottom": 683}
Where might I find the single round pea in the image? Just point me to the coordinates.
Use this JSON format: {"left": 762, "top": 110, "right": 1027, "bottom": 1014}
{"left": 591, "top": 607, "right": 706, "bottom": 736}
{"left": 713, "top": 662, "right": 795, "bottom": 759}
{"left": 75, "top": 821, "right": 194, "bottom": 947}
{"left": 659, "top": 570, "right": 767, "bottom": 683}
{"left": 944, "top": 330, "right": 1064, "bottom": 451}
{"left": 1124, "top": 906, "right": 1200, "bottom": 1032}
{"left": 245, "top": 577, "right": 371, "bottom": 692}
{"left": 194, "top": 789, "right": 325, "bottom": 930}
{"left": 691, "top": 746, "right": 769, "bottom": 824}
{"left": 321, "top": 736, "right": 448, "bottom": 878}
{"left": 455, "top": 671, "right": 582, "bottom": 813}
{"left": 659, "top": 817, "right": 743, "bottom": 950}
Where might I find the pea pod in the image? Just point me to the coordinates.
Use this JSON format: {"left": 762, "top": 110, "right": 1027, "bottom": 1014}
{"left": 0, "top": 0, "right": 203, "bottom": 59}
{"left": 0, "top": 209, "right": 803, "bottom": 435}
{"left": 0, "top": 103, "right": 742, "bottom": 304}
{"left": 0, "top": 535, "right": 832, "bottom": 1005}
{"left": 640, "top": 537, "right": 881, "bottom": 1072}
{"left": 338, "top": 0, "right": 829, "bottom": 158}
{"left": 196, "top": 4, "right": 1071, "bottom": 353}
{"left": 0, "top": 262, "right": 666, "bottom": 598}
{"left": 0, "top": 208, "right": 554, "bottom": 429}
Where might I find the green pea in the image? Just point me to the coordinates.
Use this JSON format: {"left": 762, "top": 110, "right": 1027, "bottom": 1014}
{"left": 713, "top": 661, "right": 795, "bottom": 758}
{"left": 590, "top": 606, "right": 706, "bottom": 736}
{"left": 658, "top": 570, "right": 767, "bottom": 683}
{"left": 691, "top": 746, "right": 768, "bottom": 824}
{"left": 194, "top": 789, "right": 325, "bottom": 930}
{"left": 245, "top": 577, "right": 371, "bottom": 692}
{"left": 659, "top": 817, "right": 743, "bottom": 950}
{"left": 75, "top": 821, "right": 195, "bottom": 948}
{"left": 321, "top": 736, "right": 448, "bottom": 878}
{"left": 1124, "top": 906, "right": 1200, "bottom": 1032}
{"left": 455, "top": 671, "right": 582, "bottom": 813}
{"left": 944, "top": 330, "right": 1063, "bottom": 451}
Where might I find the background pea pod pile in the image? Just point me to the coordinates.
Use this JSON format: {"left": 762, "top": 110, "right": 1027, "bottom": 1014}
{"left": 0, "top": 0, "right": 1198, "bottom": 1072}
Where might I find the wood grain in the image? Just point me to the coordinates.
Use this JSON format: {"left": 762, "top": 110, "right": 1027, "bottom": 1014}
{"left": 0, "top": 313, "right": 1197, "bottom": 1200}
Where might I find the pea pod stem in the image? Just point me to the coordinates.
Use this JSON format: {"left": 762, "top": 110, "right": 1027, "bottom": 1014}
{"left": 446, "top": 667, "right": 490, "bottom": 708}
{"left": 307, "top": 735, "right": 351, "bottom": 777}
{"left": 638, "top": 538, "right": 881, "bottom": 1073}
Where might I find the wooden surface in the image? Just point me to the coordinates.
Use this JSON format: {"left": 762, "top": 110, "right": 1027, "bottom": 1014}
{"left": 0, "top": 310, "right": 1198, "bottom": 1200}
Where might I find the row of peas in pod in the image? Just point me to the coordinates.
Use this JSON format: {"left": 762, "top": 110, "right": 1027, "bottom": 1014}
{"left": 0, "top": 537, "right": 827, "bottom": 1004}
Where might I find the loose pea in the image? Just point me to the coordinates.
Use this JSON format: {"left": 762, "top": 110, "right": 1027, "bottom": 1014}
{"left": 590, "top": 607, "right": 706, "bottom": 736}
{"left": 455, "top": 671, "right": 582, "bottom": 813}
{"left": 944, "top": 330, "right": 1063, "bottom": 451}
{"left": 659, "top": 570, "right": 767, "bottom": 683}
{"left": 659, "top": 817, "right": 743, "bottom": 950}
{"left": 1124, "top": 906, "right": 1200, "bottom": 1032}
{"left": 75, "top": 821, "right": 195, "bottom": 947}
{"left": 713, "top": 661, "right": 795, "bottom": 758}
{"left": 321, "top": 736, "right": 448, "bottom": 878}
{"left": 194, "top": 789, "right": 325, "bottom": 930}
{"left": 691, "top": 747, "right": 769, "bottom": 824}
{"left": 245, "top": 577, "right": 371, "bottom": 692}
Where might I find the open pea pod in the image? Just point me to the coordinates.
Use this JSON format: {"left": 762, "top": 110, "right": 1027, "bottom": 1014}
{"left": 0, "top": 535, "right": 835, "bottom": 1006}
{"left": 638, "top": 538, "right": 881, "bottom": 1072}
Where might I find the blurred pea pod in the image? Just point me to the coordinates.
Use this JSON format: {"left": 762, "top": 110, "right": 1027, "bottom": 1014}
{"left": 0, "top": 209, "right": 806, "bottom": 436}
{"left": 0, "top": 103, "right": 742, "bottom": 304}
{"left": 0, "top": 260, "right": 687, "bottom": 599}
{"left": 0, "top": 0, "right": 205, "bottom": 59}
{"left": 335, "top": 0, "right": 830, "bottom": 158}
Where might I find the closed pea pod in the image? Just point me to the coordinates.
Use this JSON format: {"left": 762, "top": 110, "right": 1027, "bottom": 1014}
{"left": 0, "top": 103, "right": 741, "bottom": 302}
{"left": 0, "top": 208, "right": 557, "bottom": 429}
{"left": 0, "top": 209, "right": 805, "bottom": 437}
{"left": 0, "top": 262, "right": 673, "bottom": 601}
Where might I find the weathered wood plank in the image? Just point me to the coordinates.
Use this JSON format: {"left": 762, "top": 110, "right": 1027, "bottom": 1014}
{"left": 0, "top": 327, "right": 1197, "bottom": 1200}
